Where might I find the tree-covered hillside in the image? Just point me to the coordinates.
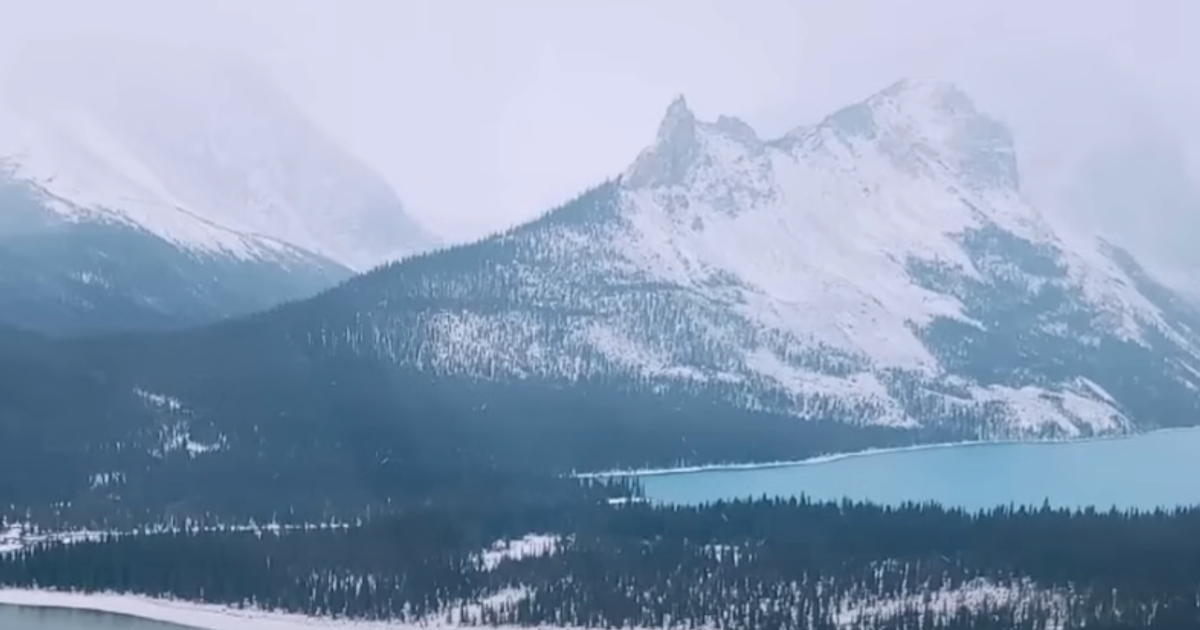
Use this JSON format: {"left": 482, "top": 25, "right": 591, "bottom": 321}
{"left": 1, "top": 311, "right": 955, "bottom": 527}
{"left": 4, "top": 495, "right": 1199, "bottom": 629}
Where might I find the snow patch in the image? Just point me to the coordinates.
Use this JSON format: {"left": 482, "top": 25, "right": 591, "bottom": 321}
{"left": 975, "top": 383, "right": 1130, "bottom": 436}
{"left": 88, "top": 472, "right": 126, "bottom": 490}
{"left": 134, "top": 388, "right": 184, "bottom": 412}
{"left": 0, "top": 589, "right": 633, "bottom": 630}
{"left": 0, "top": 580, "right": 1072, "bottom": 630}
{"left": 150, "top": 423, "right": 227, "bottom": 458}
{"left": 0, "top": 525, "right": 107, "bottom": 555}
{"left": 834, "top": 578, "right": 1068, "bottom": 629}
{"left": 479, "top": 534, "right": 560, "bottom": 571}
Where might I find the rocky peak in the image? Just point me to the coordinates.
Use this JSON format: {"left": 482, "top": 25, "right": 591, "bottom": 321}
{"left": 624, "top": 95, "right": 769, "bottom": 192}
{"left": 625, "top": 95, "right": 703, "bottom": 189}
{"left": 823, "top": 79, "right": 1021, "bottom": 190}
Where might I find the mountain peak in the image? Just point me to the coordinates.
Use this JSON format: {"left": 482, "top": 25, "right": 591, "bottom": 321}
{"left": 818, "top": 78, "right": 1020, "bottom": 190}
{"left": 658, "top": 95, "right": 696, "bottom": 139}
{"left": 877, "top": 79, "right": 972, "bottom": 108}
{"left": 825, "top": 79, "right": 983, "bottom": 139}
{"left": 869, "top": 79, "right": 991, "bottom": 139}
{"left": 624, "top": 95, "right": 703, "bottom": 188}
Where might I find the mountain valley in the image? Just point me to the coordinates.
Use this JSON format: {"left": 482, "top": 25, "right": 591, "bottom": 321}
{"left": 4, "top": 79, "right": 1200, "bottom": 526}
{"left": 7, "top": 6, "right": 1200, "bottom": 624}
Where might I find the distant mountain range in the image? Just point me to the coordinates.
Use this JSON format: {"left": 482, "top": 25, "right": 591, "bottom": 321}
{"left": 4, "top": 78, "right": 1200, "bottom": 525}
{"left": 0, "top": 42, "right": 436, "bottom": 334}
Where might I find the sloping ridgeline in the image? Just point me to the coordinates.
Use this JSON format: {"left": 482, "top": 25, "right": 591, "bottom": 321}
{"left": 0, "top": 173, "right": 349, "bottom": 336}
{"left": 0, "top": 228, "right": 940, "bottom": 528}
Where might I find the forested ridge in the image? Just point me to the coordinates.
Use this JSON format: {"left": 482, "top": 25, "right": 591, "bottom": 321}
{"left": 6, "top": 180, "right": 1200, "bottom": 530}
{"left": 0, "top": 320, "right": 948, "bottom": 529}
{"left": 4, "top": 491, "right": 1200, "bottom": 629}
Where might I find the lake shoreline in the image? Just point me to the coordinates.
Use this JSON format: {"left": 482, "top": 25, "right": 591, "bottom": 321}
{"left": 0, "top": 588, "right": 671, "bottom": 630}
{"left": 577, "top": 426, "right": 1200, "bottom": 479}
{"left": 0, "top": 589, "right": 405, "bottom": 630}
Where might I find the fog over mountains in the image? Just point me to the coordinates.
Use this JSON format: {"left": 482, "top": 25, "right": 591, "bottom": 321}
{"left": 0, "top": 41, "right": 436, "bottom": 334}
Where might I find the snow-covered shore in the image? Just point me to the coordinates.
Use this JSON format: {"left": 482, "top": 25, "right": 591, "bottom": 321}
{"left": 576, "top": 426, "right": 1200, "bottom": 479}
{"left": 0, "top": 579, "right": 1063, "bottom": 630}
{"left": 0, "top": 534, "right": 563, "bottom": 629}
{"left": 0, "top": 525, "right": 107, "bottom": 555}
{"left": 0, "top": 588, "right": 648, "bottom": 630}
{"left": 0, "top": 588, "right": 445, "bottom": 629}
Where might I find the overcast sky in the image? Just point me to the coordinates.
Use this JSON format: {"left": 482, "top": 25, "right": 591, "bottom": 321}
{"left": 3, "top": 0, "right": 1200, "bottom": 268}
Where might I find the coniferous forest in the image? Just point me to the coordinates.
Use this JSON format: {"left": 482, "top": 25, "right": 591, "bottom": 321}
{"left": 4, "top": 487, "right": 1200, "bottom": 630}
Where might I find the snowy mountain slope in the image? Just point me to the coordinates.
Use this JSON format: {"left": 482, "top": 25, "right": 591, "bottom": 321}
{"left": 9, "top": 82, "right": 1200, "bottom": 516}
{"left": 0, "top": 168, "right": 349, "bottom": 334}
{"left": 0, "top": 41, "right": 437, "bottom": 333}
{"left": 0, "top": 41, "right": 436, "bottom": 271}
{"left": 299, "top": 79, "right": 1200, "bottom": 441}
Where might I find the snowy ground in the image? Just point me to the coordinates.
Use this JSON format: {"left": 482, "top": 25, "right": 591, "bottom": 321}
{"left": 0, "top": 521, "right": 360, "bottom": 556}
{"left": 0, "top": 525, "right": 21, "bottom": 554}
{"left": 477, "top": 533, "right": 560, "bottom": 570}
{"left": 831, "top": 578, "right": 1067, "bottom": 629}
{"left": 0, "top": 588, "right": 627, "bottom": 630}
{"left": 0, "top": 523, "right": 110, "bottom": 555}
{"left": 0, "top": 531, "right": 1067, "bottom": 629}
{"left": 0, "top": 578, "right": 1065, "bottom": 630}
{"left": 0, "top": 589, "right": 421, "bottom": 630}
{"left": 0, "top": 534, "right": 568, "bottom": 629}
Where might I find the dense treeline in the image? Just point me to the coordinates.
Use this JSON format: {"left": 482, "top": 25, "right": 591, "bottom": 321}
{"left": 0, "top": 319, "right": 948, "bottom": 528}
{"left": 4, "top": 496, "right": 1199, "bottom": 629}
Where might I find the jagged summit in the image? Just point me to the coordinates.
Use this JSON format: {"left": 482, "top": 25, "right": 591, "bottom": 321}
{"left": 241, "top": 77, "right": 1200, "bottom": 446}
{"left": 874, "top": 78, "right": 974, "bottom": 110}
{"left": 657, "top": 95, "right": 696, "bottom": 141}
{"left": 827, "top": 79, "right": 981, "bottom": 132}
{"left": 626, "top": 95, "right": 701, "bottom": 189}
{"left": 626, "top": 80, "right": 1017, "bottom": 197}
{"left": 713, "top": 115, "right": 761, "bottom": 147}
{"left": 625, "top": 94, "right": 767, "bottom": 191}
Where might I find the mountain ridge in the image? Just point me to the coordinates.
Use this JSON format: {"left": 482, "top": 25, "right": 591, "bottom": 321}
{"left": 5, "top": 78, "right": 1200, "bottom": 523}
{"left": 0, "top": 41, "right": 436, "bottom": 333}
{"left": 0, "top": 40, "right": 437, "bottom": 271}
{"left": 286, "top": 79, "right": 1199, "bottom": 436}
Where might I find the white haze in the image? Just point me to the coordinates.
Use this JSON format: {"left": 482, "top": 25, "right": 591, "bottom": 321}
{"left": 1, "top": 0, "right": 1198, "bottom": 283}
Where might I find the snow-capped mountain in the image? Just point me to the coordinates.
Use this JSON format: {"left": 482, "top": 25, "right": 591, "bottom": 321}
{"left": 0, "top": 41, "right": 436, "bottom": 333}
{"left": 10, "top": 80, "right": 1200, "bottom": 517}
{"left": 302, "top": 79, "right": 1200, "bottom": 441}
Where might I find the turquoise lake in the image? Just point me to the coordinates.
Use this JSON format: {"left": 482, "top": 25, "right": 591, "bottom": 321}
{"left": 638, "top": 428, "right": 1200, "bottom": 512}
{"left": 0, "top": 604, "right": 192, "bottom": 629}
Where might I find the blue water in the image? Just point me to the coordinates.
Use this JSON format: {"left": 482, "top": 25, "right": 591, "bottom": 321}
{"left": 639, "top": 428, "right": 1200, "bottom": 512}
{"left": 0, "top": 604, "right": 192, "bottom": 629}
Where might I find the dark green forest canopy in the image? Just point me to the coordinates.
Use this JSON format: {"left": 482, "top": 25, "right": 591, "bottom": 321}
{"left": 0, "top": 321, "right": 950, "bottom": 528}
{"left": 4, "top": 496, "right": 1200, "bottom": 629}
